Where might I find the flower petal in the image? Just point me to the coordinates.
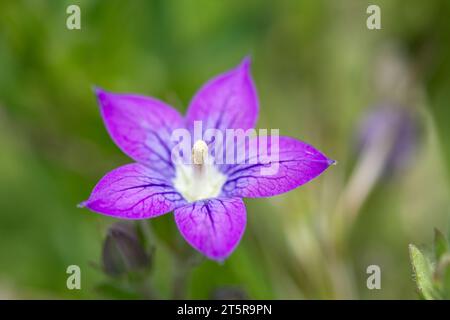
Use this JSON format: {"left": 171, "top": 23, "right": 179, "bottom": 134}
{"left": 174, "top": 197, "right": 246, "bottom": 261}
{"left": 96, "top": 88, "right": 185, "bottom": 176}
{"left": 81, "top": 163, "right": 186, "bottom": 219}
{"left": 186, "top": 57, "right": 259, "bottom": 134}
{"left": 221, "top": 136, "right": 334, "bottom": 198}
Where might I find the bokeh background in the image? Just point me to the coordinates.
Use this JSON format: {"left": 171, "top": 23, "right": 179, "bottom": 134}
{"left": 0, "top": 0, "right": 450, "bottom": 299}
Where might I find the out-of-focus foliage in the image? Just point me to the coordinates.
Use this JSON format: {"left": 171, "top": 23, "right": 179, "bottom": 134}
{"left": 409, "top": 229, "right": 450, "bottom": 299}
{"left": 0, "top": 0, "right": 449, "bottom": 299}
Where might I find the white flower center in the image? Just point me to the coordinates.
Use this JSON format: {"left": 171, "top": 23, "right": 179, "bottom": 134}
{"left": 173, "top": 140, "right": 227, "bottom": 203}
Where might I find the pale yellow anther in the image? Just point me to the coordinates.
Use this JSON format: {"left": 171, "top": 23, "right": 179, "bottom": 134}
{"left": 192, "top": 140, "right": 208, "bottom": 165}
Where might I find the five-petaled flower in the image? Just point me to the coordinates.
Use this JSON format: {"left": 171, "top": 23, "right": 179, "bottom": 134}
{"left": 80, "top": 57, "right": 334, "bottom": 261}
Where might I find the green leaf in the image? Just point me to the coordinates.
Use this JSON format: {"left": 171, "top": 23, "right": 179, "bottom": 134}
{"left": 409, "top": 244, "right": 439, "bottom": 300}
{"left": 434, "top": 228, "right": 449, "bottom": 261}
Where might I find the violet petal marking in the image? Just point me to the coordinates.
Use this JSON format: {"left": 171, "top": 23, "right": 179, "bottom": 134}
{"left": 174, "top": 197, "right": 246, "bottom": 261}
{"left": 96, "top": 88, "right": 185, "bottom": 176}
{"left": 82, "top": 163, "right": 186, "bottom": 219}
{"left": 222, "top": 136, "right": 334, "bottom": 198}
{"left": 186, "top": 57, "right": 259, "bottom": 135}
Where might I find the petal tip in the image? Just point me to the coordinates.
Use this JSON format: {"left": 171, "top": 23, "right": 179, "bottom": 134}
{"left": 213, "top": 257, "right": 226, "bottom": 264}
{"left": 93, "top": 87, "right": 113, "bottom": 113}
{"left": 205, "top": 252, "right": 230, "bottom": 262}
{"left": 239, "top": 56, "right": 252, "bottom": 71}
{"left": 328, "top": 159, "right": 337, "bottom": 166}
{"left": 77, "top": 200, "right": 88, "bottom": 208}
{"left": 93, "top": 85, "right": 104, "bottom": 94}
{"left": 93, "top": 86, "right": 108, "bottom": 99}
{"left": 93, "top": 87, "right": 109, "bottom": 108}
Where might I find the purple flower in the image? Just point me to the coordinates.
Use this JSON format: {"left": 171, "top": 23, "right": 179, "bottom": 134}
{"left": 80, "top": 57, "right": 334, "bottom": 261}
{"left": 356, "top": 104, "right": 420, "bottom": 176}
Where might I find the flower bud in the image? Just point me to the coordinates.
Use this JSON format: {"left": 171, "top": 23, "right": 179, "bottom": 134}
{"left": 356, "top": 104, "right": 420, "bottom": 177}
{"left": 102, "top": 222, "right": 151, "bottom": 277}
{"left": 342, "top": 104, "right": 421, "bottom": 217}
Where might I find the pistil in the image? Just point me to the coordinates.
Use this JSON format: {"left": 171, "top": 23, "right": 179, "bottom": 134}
{"left": 173, "top": 139, "right": 226, "bottom": 203}
{"left": 192, "top": 140, "right": 209, "bottom": 176}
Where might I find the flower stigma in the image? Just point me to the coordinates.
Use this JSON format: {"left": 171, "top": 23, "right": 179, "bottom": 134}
{"left": 173, "top": 140, "right": 227, "bottom": 203}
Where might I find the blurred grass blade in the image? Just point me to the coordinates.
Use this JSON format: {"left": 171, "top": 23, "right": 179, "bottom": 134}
{"left": 434, "top": 254, "right": 450, "bottom": 298}
{"left": 434, "top": 228, "right": 449, "bottom": 261}
{"left": 444, "top": 259, "right": 450, "bottom": 299}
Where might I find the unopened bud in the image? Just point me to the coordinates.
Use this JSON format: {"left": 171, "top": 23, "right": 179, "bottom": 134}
{"left": 102, "top": 222, "right": 151, "bottom": 277}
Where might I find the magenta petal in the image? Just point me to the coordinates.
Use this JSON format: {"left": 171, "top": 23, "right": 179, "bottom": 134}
{"left": 174, "top": 197, "right": 246, "bottom": 261}
{"left": 82, "top": 163, "right": 186, "bottom": 219}
{"left": 222, "top": 137, "right": 334, "bottom": 198}
{"left": 96, "top": 88, "right": 185, "bottom": 175}
{"left": 186, "top": 57, "right": 259, "bottom": 133}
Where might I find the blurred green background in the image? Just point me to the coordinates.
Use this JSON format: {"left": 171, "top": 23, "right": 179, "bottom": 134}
{"left": 0, "top": 0, "right": 450, "bottom": 299}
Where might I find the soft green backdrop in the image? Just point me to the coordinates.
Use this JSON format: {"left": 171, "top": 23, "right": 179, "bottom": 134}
{"left": 0, "top": 0, "right": 449, "bottom": 299}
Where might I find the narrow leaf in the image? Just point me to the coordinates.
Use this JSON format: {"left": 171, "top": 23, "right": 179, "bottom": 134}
{"left": 409, "top": 244, "right": 439, "bottom": 300}
{"left": 434, "top": 253, "right": 450, "bottom": 299}
{"left": 434, "top": 228, "right": 449, "bottom": 261}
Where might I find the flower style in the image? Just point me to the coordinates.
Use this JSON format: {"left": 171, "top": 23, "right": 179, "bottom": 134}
{"left": 81, "top": 57, "right": 334, "bottom": 261}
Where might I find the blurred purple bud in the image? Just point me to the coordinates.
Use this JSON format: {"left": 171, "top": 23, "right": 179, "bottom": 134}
{"left": 356, "top": 104, "right": 420, "bottom": 177}
{"left": 102, "top": 222, "right": 151, "bottom": 277}
{"left": 210, "top": 286, "right": 248, "bottom": 300}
